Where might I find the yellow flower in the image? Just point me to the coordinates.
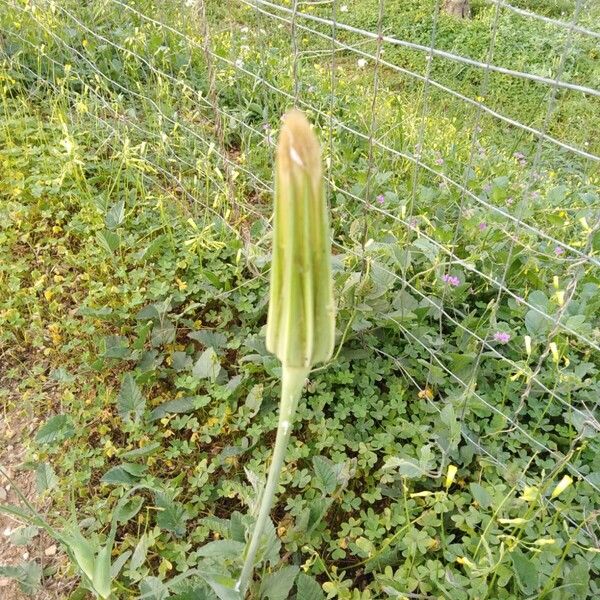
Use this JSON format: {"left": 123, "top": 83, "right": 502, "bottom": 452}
{"left": 551, "top": 475, "right": 573, "bottom": 498}
{"left": 445, "top": 464, "right": 458, "bottom": 489}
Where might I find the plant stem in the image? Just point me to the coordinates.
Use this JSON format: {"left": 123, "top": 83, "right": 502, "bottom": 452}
{"left": 236, "top": 365, "right": 309, "bottom": 596}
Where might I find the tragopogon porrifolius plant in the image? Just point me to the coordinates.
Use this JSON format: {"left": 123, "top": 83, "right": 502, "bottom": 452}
{"left": 236, "top": 110, "right": 335, "bottom": 595}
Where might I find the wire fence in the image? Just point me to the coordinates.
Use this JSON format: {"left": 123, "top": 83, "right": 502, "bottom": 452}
{"left": 1, "top": 0, "right": 599, "bottom": 550}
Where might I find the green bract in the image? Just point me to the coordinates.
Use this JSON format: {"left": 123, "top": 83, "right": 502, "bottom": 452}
{"left": 266, "top": 109, "right": 335, "bottom": 368}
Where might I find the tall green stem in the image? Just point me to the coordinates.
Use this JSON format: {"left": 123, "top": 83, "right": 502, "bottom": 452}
{"left": 236, "top": 366, "right": 309, "bottom": 596}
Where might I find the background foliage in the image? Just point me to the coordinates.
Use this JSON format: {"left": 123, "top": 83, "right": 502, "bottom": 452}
{"left": 1, "top": 0, "right": 599, "bottom": 598}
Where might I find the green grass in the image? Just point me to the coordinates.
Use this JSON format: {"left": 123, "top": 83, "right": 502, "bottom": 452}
{"left": 1, "top": 0, "right": 599, "bottom": 598}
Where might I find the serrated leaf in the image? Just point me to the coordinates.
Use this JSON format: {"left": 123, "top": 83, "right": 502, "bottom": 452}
{"left": 155, "top": 492, "right": 189, "bottom": 537}
{"left": 0, "top": 562, "right": 42, "bottom": 594}
{"left": 312, "top": 456, "right": 338, "bottom": 495}
{"left": 36, "top": 462, "right": 58, "bottom": 493}
{"left": 140, "top": 576, "right": 170, "bottom": 600}
{"left": 8, "top": 526, "right": 39, "bottom": 546}
{"left": 35, "top": 415, "right": 74, "bottom": 444}
{"left": 103, "top": 335, "right": 130, "bottom": 359}
{"left": 117, "top": 373, "right": 146, "bottom": 424}
{"left": 259, "top": 565, "right": 299, "bottom": 600}
{"left": 296, "top": 573, "right": 325, "bottom": 600}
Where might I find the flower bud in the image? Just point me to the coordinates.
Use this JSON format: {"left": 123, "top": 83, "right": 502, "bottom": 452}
{"left": 266, "top": 110, "right": 335, "bottom": 368}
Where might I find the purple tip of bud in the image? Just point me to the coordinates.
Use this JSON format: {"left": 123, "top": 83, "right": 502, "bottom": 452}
{"left": 478, "top": 222, "right": 487, "bottom": 231}
{"left": 376, "top": 194, "right": 385, "bottom": 204}
{"left": 493, "top": 331, "right": 511, "bottom": 344}
{"left": 262, "top": 123, "right": 271, "bottom": 130}
{"left": 513, "top": 152, "right": 525, "bottom": 160}
{"left": 435, "top": 158, "right": 444, "bottom": 165}
{"left": 555, "top": 246, "right": 564, "bottom": 256}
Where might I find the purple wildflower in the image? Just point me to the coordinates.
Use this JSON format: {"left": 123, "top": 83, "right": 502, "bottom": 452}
{"left": 555, "top": 246, "right": 564, "bottom": 256}
{"left": 376, "top": 194, "right": 385, "bottom": 205}
{"left": 513, "top": 152, "right": 525, "bottom": 160}
{"left": 478, "top": 222, "right": 487, "bottom": 231}
{"left": 506, "top": 197, "right": 513, "bottom": 206}
{"left": 483, "top": 183, "right": 491, "bottom": 193}
{"left": 442, "top": 274, "right": 460, "bottom": 287}
{"left": 435, "top": 157, "right": 444, "bottom": 166}
{"left": 494, "top": 331, "right": 511, "bottom": 344}
{"left": 262, "top": 123, "right": 271, "bottom": 131}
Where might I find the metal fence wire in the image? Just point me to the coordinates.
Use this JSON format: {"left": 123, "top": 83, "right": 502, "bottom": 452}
{"left": 2, "top": 0, "right": 599, "bottom": 559}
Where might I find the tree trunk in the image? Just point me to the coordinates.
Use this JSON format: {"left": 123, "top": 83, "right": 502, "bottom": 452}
{"left": 443, "top": 0, "right": 470, "bottom": 18}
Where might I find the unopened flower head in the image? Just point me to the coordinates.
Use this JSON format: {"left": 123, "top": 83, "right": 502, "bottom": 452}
{"left": 376, "top": 194, "right": 385, "bottom": 204}
{"left": 266, "top": 110, "right": 335, "bottom": 368}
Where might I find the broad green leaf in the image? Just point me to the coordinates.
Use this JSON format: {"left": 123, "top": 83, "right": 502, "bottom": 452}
{"left": 196, "top": 540, "right": 245, "bottom": 559}
{"left": 36, "top": 462, "right": 58, "bottom": 492}
{"left": 105, "top": 200, "right": 125, "bottom": 229}
{"left": 565, "top": 560, "right": 590, "bottom": 597}
{"left": 130, "top": 533, "right": 151, "bottom": 571}
{"left": 470, "top": 483, "right": 493, "bottom": 509}
{"left": 103, "top": 335, "right": 130, "bottom": 359}
{"left": 312, "top": 456, "right": 338, "bottom": 495}
{"left": 35, "top": 415, "right": 74, "bottom": 444}
{"left": 155, "top": 492, "right": 189, "bottom": 537}
{"left": 115, "top": 495, "right": 144, "bottom": 522}
{"left": 192, "top": 347, "right": 222, "bottom": 381}
{"left": 259, "top": 565, "right": 299, "bottom": 600}
{"left": 101, "top": 466, "right": 139, "bottom": 486}
{"left": 120, "top": 442, "right": 161, "bottom": 459}
{"left": 8, "top": 525, "right": 39, "bottom": 546}
{"left": 0, "top": 562, "right": 42, "bottom": 594}
{"left": 151, "top": 319, "right": 176, "bottom": 347}
{"left": 383, "top": 456, "right": 425, "bottom": 478}
{"left": 93, "top": 544, "right": 113, "bottom": 599}
{"left": 140, "top": 576, "right": 170, "bottom": 600}
{"left": 117, "top": 373, "right": 146, "bottom": 424}
{"left": 244, "top": 384, "right": 263, "bottom": 417}
{"left": 96, "top": 229, "right": 121, "bottom": 254}
{"left": 525, "top": 309, "right": 550, "bottom": 337}
{"left": 188, "top": 330, "right": 228, "bottom": 349}
{"left": 110, "top": 550, "right": 131, "bottom": 579}
{"left": 296, "top": 573, "right": 325, "bottom": 600}
{"left": 149, "top": 397, "right": 197, "bottom": 421}
{"left": 511, "top": 549, "right": 538, "bottom": 595}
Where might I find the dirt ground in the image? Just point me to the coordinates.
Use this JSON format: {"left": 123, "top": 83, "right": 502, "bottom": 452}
{"left": 0, "top": 412, "right": 73, "bottom": 599}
